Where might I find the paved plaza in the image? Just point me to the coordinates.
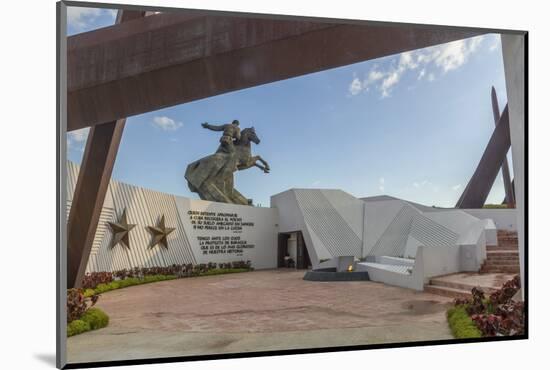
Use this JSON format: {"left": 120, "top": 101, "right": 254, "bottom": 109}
{"left": 68, "top": 269, "right": 454, "bottom": 363}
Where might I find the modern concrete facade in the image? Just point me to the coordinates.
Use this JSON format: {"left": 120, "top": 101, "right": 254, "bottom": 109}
{"left": 67, "top": 161, "right": 278, "bottom": 272}
{"left": 69, "top": 160, "right": 517, "bottom": 292}
{"left": 502, "top": 34, "right": 526, "bottom": 299}
{"left": 271, "top": 190, "right": 512, "bottom": 291}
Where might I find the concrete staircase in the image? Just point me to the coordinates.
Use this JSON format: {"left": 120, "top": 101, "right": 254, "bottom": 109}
{"left": 424, "top": 277, "right": 498, "bottom": 299}
{"left": 480, "top": 230, "right": 520, "bottom": 274}
{"left": 424, "top": 230, "right": 520, "bottom": 299}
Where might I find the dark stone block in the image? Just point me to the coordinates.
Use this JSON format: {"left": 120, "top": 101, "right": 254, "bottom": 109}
{"left": 303, "top": 270, "right": 370, "bottom": 282}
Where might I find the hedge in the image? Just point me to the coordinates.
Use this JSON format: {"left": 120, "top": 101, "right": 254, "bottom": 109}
{"left": 83, "top": 269, "right": 253, "bottom": 297}
{"left": 83, "top": 274, "right": 177, "bottom": 297}
{"left": 447, "top": 305, "right": 482, "bottom": 339}
{"left": 67, "top": 308, "right": 109, "bottom": 337}
{"left": 197, "top": 268, "right": 250, "bottom": 276}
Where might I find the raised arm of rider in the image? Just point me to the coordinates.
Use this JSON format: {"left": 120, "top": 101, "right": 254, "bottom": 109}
{"left": 202, "top": 122, "right": 225, "bottom": 131}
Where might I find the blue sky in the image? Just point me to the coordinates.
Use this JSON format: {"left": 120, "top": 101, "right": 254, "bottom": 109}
{"left": 67, "top": 7, "right": 512, "bottom": 208}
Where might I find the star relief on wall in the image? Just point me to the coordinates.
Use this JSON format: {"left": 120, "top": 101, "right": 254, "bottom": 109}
{"left": 107, "top": 208, "right": 136, "bottom": 249}
{"left": 147, "top": 215, "right": 176, "bottom": 249}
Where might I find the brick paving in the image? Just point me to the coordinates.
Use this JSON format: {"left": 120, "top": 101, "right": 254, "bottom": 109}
{"left": 67, "top": 269, "right": 454, "bottom": 363}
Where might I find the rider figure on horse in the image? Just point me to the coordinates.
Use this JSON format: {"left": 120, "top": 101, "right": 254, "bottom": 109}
{"left": 201, "top": 120, "right": 241, "bottom": 155}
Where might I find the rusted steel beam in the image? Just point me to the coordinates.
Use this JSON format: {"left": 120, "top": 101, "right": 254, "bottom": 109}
{"left": 492, "top": 86, "right": 515, "bottom": 206}
{"left": 66, "top": 119, "right": 126, "bottom": 288}
{"left": 66, "top": 10, "right": 145, "bottom": 289}
{"left": 67, "top": 12, "right": 484, "bottom": 130}
{"left": 456, "top": 105, "right": 511, "bottom": 209}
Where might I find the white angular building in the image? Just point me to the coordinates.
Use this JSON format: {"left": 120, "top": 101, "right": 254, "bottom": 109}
{"left": 68, "top": 161, "right": 517, "bottom": 291}
{"left": 272, "top": 189, "right": 516, "bottom": 290}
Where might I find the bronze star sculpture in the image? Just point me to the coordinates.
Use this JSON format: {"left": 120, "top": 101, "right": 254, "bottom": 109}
{"left": 107, "top": 208, "right": 136, "bottom": 249}
{"left": 147, "top": 215, "right": 175, "bottom": 249}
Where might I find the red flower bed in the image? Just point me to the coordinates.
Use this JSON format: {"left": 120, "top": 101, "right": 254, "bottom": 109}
{"left": 81, "top": 261, "right": 253, "bottom": 289}
{"left": 452, "top": 275, "right": 524, "bottom": 337}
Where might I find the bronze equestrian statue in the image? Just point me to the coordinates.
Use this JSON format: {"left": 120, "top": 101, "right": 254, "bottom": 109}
{"left": 185, "top": 120, "right": 270, "bottom": 205}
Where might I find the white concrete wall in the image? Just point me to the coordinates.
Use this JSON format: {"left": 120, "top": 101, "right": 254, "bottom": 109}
{"left": 175, "top": 197, "right": 278, "bottom": 270}
{"left": 68, "top": 161, "right": 279, "bottom": 272}
{"left": 363, "top": 199, "right": 404, "bottom": 255}
{"left": 463, "top": 208, "right": 518, "bottom": 231}
{"left": 418, "top": 245, "right": 461, "bottom": 281}
{"left": 270, "top": 190, "right": 303, "bottom": 233}
{"left": 502, "top": 34, "right": 526, "bottom": 299}
{"left": 273, "top": 188, "right": 493, "bottom": 280}
{"left": 272, "top": 189, "right": 363, "bottom": 265}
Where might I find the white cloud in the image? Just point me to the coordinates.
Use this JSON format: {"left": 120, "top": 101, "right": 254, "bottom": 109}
{"left": 67, "top": 128, "right": 89, "bottom": 151}
{"left": 348, "top": 35, "right": 485, "bottom": 98}
{"left": 451, "top": 184, "right": 462, "bottom": 191}
{"left": 380, "top": 71, "right": 400, "bottom": 97}
{"left": 417, "top": 68, "right": 426, "bottom": 80}
{"left": 367, "top": 69, "right": 384, "bottom": 83}
{"left": 348, "top": 77, "right": 363, "bottom": 96}
{"left": 152, "top": 116, "right": 183, "bottom": 131}
{"left": 67, "top": 7, "right": 116, "bottom": 31}
{"left": 398, "top": 51, "right": 418, "bottom": 70}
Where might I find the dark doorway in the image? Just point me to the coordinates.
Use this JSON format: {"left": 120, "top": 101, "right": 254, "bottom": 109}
{"left": 277, "top": 231, "right": 311, "bottom": 269}
{"left": 296, "top": 231, "right": 311, "bottom": 269}
{"left": 277, "top": 233, "right": 290, "bottom": 268}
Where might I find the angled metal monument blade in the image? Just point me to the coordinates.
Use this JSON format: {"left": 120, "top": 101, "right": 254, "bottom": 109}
{"left": 491, "top": 86, "right": 515, "bottom": 207}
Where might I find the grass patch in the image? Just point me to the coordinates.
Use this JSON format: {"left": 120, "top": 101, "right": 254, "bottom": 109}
{"left": 82, "top": 269, "right": 252, "bottom": 297}
{"left": 447, "top": 305, "right": 482, "bottom": 339}
{"left": 482, "top": 204, "right": 509, "bottom": 209}
{"left": 67, "top": 308, "right": 109, "bottom": 337}
{"left": 67, "top": 320, "right": 90, "bottom": 337}
{"left": 83, "top": 274, "right": 177, "bottom": 297}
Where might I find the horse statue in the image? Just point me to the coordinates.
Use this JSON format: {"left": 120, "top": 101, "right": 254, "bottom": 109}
{"left": 185, "top": 127, "right": 270, "bottom": 205}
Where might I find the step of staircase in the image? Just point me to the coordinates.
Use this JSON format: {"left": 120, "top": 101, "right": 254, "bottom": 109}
{"left": 424, "top": 285, "right": 472, "bottom": 299}
{"left": 497, "top": 230, "right": 518, "bottom": 237}
{"left": 429, "top": 277, "right": 497, "bottom": 293}
{"left": 486, "top": 257, "right": 519, "bottom": 263}
{"left": 424, "top": 276, "right": 499, "bottom": 299}
{"left": 487, "top": 250, "right": 519, "bottom": 256}
{"left": 487, "top": 245, "right": 518, "bottom": 251}
{"left": 484, "top": 259, "right": 520, "bottom": 266}
{"left": 481, "top": 242, "right": 521, "bottom": 272}
{"left": 480, "top": 266, "right": 520, "bottom": 273}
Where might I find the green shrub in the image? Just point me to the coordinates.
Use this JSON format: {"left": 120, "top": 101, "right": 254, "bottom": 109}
{"left": 82, "top": 268, "right": 251, "bottom": 297}
{"left": 199, "top": 268, "right": 249, "bottom": 276}
{"left": 67, "top": 320, "right": 91, "bottom": 337}
{"left": 81, "top": 272, "right": 113, "bottom": 289}
{"left": 67, "top": 289, "right": 88, "bottom": 322}
{"left": 447, "top": 305, "right": 482, "bottom": 339}
{"left": 80, "top": 308, "right": 109, "bottom": 330}
{"left": 83, "top": 275, "right": 177, "bottom": 296}
{"left": 143, "top": 275, "right": 173, "bottom": 283}
{"left": 67, "top": 307, "right": 109, "bottom": 337}
{"left": 482, "top": 204, "right": 509, "bottom": 209}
